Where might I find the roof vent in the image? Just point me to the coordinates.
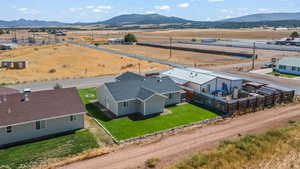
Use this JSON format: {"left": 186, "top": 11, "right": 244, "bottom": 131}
{"left": 157, "top": 79, "right": 162, "bottom": 83}
{"left": 21, "top": 94, "right": 29, "bottom": 102}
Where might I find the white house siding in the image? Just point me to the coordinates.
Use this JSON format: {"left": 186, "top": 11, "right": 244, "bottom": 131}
{"left": 144, "top": 95, "right": 165, "bottom": 115}
{"left": 215, "top": 78, "right": 243, "bottom": 93}
{"left": 97, "top": 86, "right": 118, "bottom": 115}
{"left": 0, "top": 114, "right": 84, "bottom": 146}
{"left": 164, "top": 92, "right": 181, "bottom": 106}
{"left": 275, "top": 65, "right": 300, "bottom": 76}
{"left": 117, "top": 100, "right": 140, "bottom": 116}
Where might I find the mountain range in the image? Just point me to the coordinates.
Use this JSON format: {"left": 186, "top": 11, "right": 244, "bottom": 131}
{"left": 0, "top": 12, "right": 300, "bottom": 27}
{"left": 222, "top": 12, "right": 300, "bottom": 22}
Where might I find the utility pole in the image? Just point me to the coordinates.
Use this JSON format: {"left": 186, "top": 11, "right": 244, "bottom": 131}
{"left": 138, "top": 63, "right": 141, "bottom": 74}
{"left": 169, "top": 37, "right": 173, "bottom": 60}
{"left": 252, "top": 42, "right": 256, "bottom": 70}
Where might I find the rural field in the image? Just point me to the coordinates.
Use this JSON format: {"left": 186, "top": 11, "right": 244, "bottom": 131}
{"left": 101, "top": 44, "right": 248, "bottom": 68}
{"left": 136, "top": 28, "right": 298, "bottom": 40}
{"left": 54, "top": 28, "right": 298, "bottom": 44}
{"left": 0, "top": 43, "right": 168, "bottom": 84}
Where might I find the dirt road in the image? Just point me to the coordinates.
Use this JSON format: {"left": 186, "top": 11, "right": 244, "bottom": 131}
{"left": 59, "top": 103, "right": 300, "bottom": 169}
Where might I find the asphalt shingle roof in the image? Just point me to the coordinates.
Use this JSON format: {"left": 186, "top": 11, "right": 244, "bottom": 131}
{"left": 105, "top": 75, "right": 181, "bottom": 101}
{"left": 116, "top": 72, "right": 145, "bottom": 81}
{"left": 0, "top": 88, "right": 86, "bottom": 127}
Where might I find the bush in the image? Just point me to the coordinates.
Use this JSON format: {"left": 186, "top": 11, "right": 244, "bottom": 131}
{"left": 145, "top": 158, "right": 160, "bottom": 168}
{"left": 192, "top": 38, "right": 197, "bottom": 42}
{"left": 290, "top": 31, "right": 300, "bottom": 38}
{"left": 124, "top": 33, "right": 137, "bottom": 43}
{"left": 94, "top": 43, "right": 100, "bottom": 46}
{"left": 48, "top": 68, "right": 56, "bottom": 73}
{"left": 54, "top": 83, "right": 62, "bottom": 89}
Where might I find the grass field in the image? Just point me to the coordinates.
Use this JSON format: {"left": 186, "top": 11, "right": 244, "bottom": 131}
{"left": 0, "top": 43, "right": 168, "bottom": 84}
{"left": 267, "top": 72, "right": 299, "bottom": 78}
{"left": 79, "top": 88, "right": 219, "bottom": 141}
{"left": 169, "top": 121, "right": 300, "bottom": 169}
{"left": 0, "top": 130, "right": 98, "bottom": 169}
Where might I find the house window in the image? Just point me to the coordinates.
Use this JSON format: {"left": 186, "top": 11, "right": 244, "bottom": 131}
{"left": 292, "top": 66, "right": 297, "bottom": 71}
{"left": 36, "top": 120, "right": 46, "bottom": 130}
{"left": 279, "top": 65, "right": 286, "bottom": 70}
{"left": 298, "top": 67, "right": 300, "bottom": 72}
{"left": 168, "top": 93, "right": 173, "bottom": 99}
{"left": 123, "top": 102, "right": 129, "bottom": 107}
{"left": 6, "top": 126, "right": 12, "bottom": 133}
{"left": 70, "top": 115, "right": 77, "bottom": 121}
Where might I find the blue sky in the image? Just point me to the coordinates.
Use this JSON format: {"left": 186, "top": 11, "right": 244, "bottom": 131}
{"left": 1, "top": 0, "right": 300, "bottom": 22}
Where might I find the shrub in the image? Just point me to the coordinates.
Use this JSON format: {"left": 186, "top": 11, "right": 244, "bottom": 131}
{"left": 94, "top": 43, "right": 100, "bottom": 46}
{"left": 145, "top": 158, "right": 160, "bottom": 168}
{"left": 54, "top": 83, "right": 63, "bottom": 89}
{"left": 192, "top": 38, "right": 197, "bottom": 42}
{"left": 124, "top": 33, "right": 137, "bottom": 43}
{"left": 48, "top": 68, "right": 56, "bottom": 73}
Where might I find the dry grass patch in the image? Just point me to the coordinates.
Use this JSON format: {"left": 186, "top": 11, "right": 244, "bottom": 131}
{"left": 0, "top": 43, "right": 168, "bottom": 84}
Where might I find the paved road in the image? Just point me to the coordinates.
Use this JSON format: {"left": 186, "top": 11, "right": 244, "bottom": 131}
{"left": 68, "top": 41, "right": 186, "bottom": 68}
{"left": 9, "top": 75, "right": 115, "bottom": 91}
{"left": 139, "top": 35, "right": 300, "bottom": 52}
{"left": 59, "top": 103, "right": 300, "bottom": 169}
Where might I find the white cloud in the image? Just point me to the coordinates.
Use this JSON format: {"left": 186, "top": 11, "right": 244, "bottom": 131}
{"left": 177, "top": 3, "right": 190, "bottom": 8}
{"left": 145, "top": 11, "right": 155, "bottom": 14}
{"left": 96, "top": 6, "right": 112, "bottom": 10}
{"left": 17, "top": 8, "right": 28, "bottom": 12}
{"left": 155, "top": 5, "right": 170, "bottom": 11}
{"left": 69, "top": 8, "right": 83, "bottom": 12}
{"left": 86, "top": 6, "right": 95, "bottom": 9}
{"left": 257, "top": 8, "right": 271, "bottom": 12}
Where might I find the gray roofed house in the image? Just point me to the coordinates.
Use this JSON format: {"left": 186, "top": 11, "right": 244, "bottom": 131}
{"left": 97, "top": 72, "right": 182, "bottom": 117}
{"left": 115, "top": 72, "right": 145, "bottom": 81}
{"left": 0, "top": 87, "right": 86, "bottom": 147}
{"left": 274, "top": 57, "right": 300, "bottom": 76}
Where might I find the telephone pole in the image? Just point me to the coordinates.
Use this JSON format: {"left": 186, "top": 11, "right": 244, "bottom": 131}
{"left": 169, "top": 37, "right": 173, "bottom": 60}
{"left": 252, "top": 42, "right": 256, "bottom": 70}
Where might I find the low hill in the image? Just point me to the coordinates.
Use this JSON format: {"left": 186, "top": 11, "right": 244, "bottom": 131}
{"left": 0, "top": 19, "right": 67, "bottom": 27}
{"left": 99, "top": 14, "right": 193, "bottom": 25}
{"left": 223, "top": 12, "right": 300, "bottom": 22}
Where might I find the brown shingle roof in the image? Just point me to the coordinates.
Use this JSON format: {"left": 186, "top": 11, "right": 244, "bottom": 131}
{"left": 0, "top": 87, "right": 86, "bottom": 127}
{"left": 0, "top": 87, "right": 19, "bottom": 96}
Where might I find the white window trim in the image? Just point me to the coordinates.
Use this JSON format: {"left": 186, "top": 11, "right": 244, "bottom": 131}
{"left": 36, "top": 120, "right": 47, "bottom": 130}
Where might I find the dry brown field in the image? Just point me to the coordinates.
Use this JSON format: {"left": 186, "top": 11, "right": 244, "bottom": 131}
{"left": 137, "top": 28, "right": 298, "bottom": 40}
{"left": 0, "top": 43, "right": 168, "bottom": 84}
{"left": 101, "top": 45, "right": 247, "bottom": 68}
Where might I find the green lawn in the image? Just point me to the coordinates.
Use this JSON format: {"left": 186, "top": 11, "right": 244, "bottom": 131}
{"left": 0, "top": 130, "right": 99, "bottom": 169}
{"left": 78, "top": 87, "right": 97, "bottom": 104}
{"left": 267, "top": 72, "right": 299, "bottom": 78}
{"left": 87, "top": 104, "right": 219, "bottom": 141}
{"left": 78, "top": 88, "right": 219, "bottom": 141}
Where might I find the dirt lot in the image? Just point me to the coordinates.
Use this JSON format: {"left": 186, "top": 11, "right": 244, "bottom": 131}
{"left": 58, "top": 102, "right": 300, "bottom": 169}
{"left": 0, "top": 43, "right": 168, "bottom": 84}
{"left": 101, "top": 45, "right": 247, "bottom": 68}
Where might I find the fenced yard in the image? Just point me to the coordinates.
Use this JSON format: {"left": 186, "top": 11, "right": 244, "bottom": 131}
{"left": 79, "top": 88, "right": 219, "bottom": 141}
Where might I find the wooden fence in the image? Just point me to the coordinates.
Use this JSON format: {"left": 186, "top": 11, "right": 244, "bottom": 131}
{"left": 191, "top": 90, "right": 295, "bottom": 115}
